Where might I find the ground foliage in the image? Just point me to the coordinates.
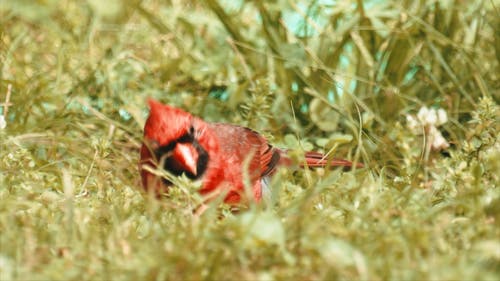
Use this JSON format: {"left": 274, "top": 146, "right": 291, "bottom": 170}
{"left": 0, "top": 0, "right": 499, "bottom": 280}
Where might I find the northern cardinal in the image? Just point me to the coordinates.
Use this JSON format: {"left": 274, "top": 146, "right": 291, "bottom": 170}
{"left": 139, "top": 99, "right": 362, "bottom": 204}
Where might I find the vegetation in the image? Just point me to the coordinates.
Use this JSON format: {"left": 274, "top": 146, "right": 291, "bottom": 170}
{"left": 1, "top": 0, "right": 498, "bottom": 280}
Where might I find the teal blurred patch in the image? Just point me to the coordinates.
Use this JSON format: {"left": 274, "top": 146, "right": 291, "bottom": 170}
{"left": 403, "top": 67, "right": 418, "bottom": 84}
{"left": 349, "top": 80, "right": 357, "bottom": 92}
{"left": 208, "top": 86, "right": 229, "bottom": 101}
{"left": 119, "top": 108, "right": 132, "bottom": 121}
{"left": 300, "top": 103, "right": 308, "bottom": 113}
{"left": 334, "top": 80, "right": 345, "bottom": 96}
{"left": 282, "top": 1, "right": 332, "bottom": 37}
{"left": 328, "top": 90, "right": 335, "bottom": 102}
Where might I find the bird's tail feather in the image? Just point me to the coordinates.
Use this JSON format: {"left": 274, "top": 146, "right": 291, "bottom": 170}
{"left": 302, "top": 151, "right": 364, "bottom": 169}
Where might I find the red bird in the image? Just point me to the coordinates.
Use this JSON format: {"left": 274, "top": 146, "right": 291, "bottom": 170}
{"left": 139, "top": 99, "right": 362, "bottom": 204}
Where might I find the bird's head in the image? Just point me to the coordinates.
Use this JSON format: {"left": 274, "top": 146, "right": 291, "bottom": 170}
{"left": 144, "top": 99, "right": 193, "bottom": 146}
{"left": 141, "top": 99, "right": 209, "bottom": 185}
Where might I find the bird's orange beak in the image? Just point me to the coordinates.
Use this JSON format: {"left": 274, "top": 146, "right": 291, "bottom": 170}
{"left": 172, "top": 143, "right": 198, "bottom": 176}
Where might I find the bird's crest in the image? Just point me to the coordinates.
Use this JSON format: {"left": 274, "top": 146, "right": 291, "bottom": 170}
{"left": 144, "top": 99, "right": 193, "bottom": 145}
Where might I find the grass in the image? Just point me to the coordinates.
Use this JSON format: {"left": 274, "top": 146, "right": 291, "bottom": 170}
{"left": 1, "top": 0, "right": 499, "bottom": 280}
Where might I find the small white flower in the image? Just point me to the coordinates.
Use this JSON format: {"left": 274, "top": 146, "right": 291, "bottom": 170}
{"left": 417, "top": 106, "right": 429, "bottom": 123}
{"left": 426, "top": 108, "right": 438, "bottom": 125}
{"left": 429, "top": 126, "right": 450, "bottom": 150}
{"left": 406, "top": 115, "right": 419, "bottom": 130}
{"left": 418, "top": 106, "right": 439, "bottom": 125}
{"left": 406, "top": 106, "right": 450, "bottom": 151}
{"left": 416, "top": 106, "right": 448, "bottom": 126}
{"left": 0, "top": 115, "right": 6, "bottom": 129}
{"left": 437, "top": 108, "right": 448, "bottom": 125}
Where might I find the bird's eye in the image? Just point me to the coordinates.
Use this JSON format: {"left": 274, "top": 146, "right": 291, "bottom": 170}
{"left": 177, "top": 126, "right": 195, "bottom": 143}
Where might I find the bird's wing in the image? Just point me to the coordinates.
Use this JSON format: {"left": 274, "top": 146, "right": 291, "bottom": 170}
{"left": 210, "top": 123, "right": 281, "bottom": 178}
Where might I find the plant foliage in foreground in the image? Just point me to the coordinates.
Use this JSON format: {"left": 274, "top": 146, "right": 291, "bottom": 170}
{"left": 0, "top": 0, "right": 499, "bottom": 280}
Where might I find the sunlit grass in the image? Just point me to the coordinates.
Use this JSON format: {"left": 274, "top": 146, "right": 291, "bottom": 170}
{"left": 1, "top": 1, "right": 498, "bottom": 280}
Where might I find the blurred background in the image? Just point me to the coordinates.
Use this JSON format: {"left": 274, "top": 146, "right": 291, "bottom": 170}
{"left": 1, "top": 0, "right": 498, "bottom": 175}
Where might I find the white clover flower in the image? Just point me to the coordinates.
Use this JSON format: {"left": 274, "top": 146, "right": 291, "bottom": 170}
{"left": 429, "top": 125, "right": 450, "bottom": 150}
{"left": 437, "top": 108, "right": 448, "bottom": 125}
{"left": 417, "top": 106, "right": 444, "bottom": 125}
{"left": 406, "top": 106, "right": 450, "bottom": 151}
{"left": 417, "top": 106, "right": 430, "bottom": 123}
{"left": 426, "top": 108, "right": 438, "bottom": 125}
{"left": 406, "top": 115, "right": 419, "bottom": 131}
{"left": 413, "top": 106, "right": 449, "bottom": 127}
{"left": 0, "top": 115, "right": 6, "bottom": 129}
